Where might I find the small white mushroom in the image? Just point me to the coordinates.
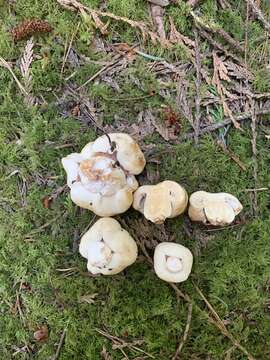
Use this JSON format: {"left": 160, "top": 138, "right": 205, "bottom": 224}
{"left": 154, "top": 242, "right": 193, "bottom": 283}
{"left": 79, "top": 218, "right": 138, "bottom": 275}
{"left": 188, "top": 191, "right": 243, "bottom": 226}
{"left": 133, "top": 181, "right": 188, "bottom": 224}
{"left": 62, "top": 133, "right": 146, "bottom": 216}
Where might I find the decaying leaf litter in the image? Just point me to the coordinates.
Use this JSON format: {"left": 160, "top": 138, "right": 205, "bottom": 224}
{"left": 1, "top": 0, "right": 270, "bottom": 359}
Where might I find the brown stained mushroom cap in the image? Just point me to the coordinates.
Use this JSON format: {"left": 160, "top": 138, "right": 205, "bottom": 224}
{"left": 62, "top": 133, "right": 145, "bottom": 216}
{"left": 79, "top": 218, "right": 138, "bottom": 275}
{"left": 188, "top": 191, "right": 243, "bottom": 226}
{"left": 154, "top": 242, "right": 193, "bottom": 283}
{"left": 133, "top": 181, "right": 188, "bottom": 224}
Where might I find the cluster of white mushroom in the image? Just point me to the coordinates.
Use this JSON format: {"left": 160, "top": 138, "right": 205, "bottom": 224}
{"left": 62, "top": 133, "right": 243, "bottom": 283}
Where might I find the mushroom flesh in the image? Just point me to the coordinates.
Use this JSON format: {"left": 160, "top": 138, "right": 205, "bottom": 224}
{"left": 188, "top": 191, "right": 243, "bottom": 226}
{"left": 154, "top": 242, "right": 193, "bottom": 283}
{"left": 62, "top": 133, "right": 146, "bottom": 216}
{"left": 133, "top": 181, "right": 188, "bottom": 224}
{"left": 79, "top": 218, "right": 138, "bottom": 275}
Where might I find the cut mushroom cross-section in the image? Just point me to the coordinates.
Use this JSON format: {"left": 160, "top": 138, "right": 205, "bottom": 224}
{"left": 79, "top": 218, "right": 138, "bottom": 275}
{"left": 62, "top": 133, "right": 146, "bottom": 216}
{"left": 188, "top": 191, "right": 243, "bottom": 226}
{"left": 154, "top": 242, "right": 193, "bottom": 283}
{"left": 133, "top": 181, "right": 188, "bottom": 224}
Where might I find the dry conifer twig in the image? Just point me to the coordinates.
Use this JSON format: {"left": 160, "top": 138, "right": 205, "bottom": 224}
{"left": 193, "top": 283, "right": 256, "bottom": 360}
{"left": 0, "top": 56, "right": 28, "bottom": 95}
{"left": 179, "top": 107, "right": 270, "bottom": 141}
{"left": 250, "top": 98, "right": 258, "bottom": 216}
{"left": 245, "top": 0, "right": 270, "bottom": 31}
{"left": 51, "top": 329, "right": 66, "bottom": 360}
{"left": 56, "top": 0, "right": 161, "bottom": 44}
{"left": 194, "top": 30, "right": 201, "bottom": 144}
{"left": 191, "top": 11, "right": 245, "bottom": 54}
{"left": 20, "top": 37, "right": 35, "bottom": 106}
{"left": 173, "top": 303, "right": 193, "bottom": 360}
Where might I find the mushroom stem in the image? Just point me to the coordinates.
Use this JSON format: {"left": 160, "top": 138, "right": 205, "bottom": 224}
{"left": 166, "top": 256, "right": 183, "bottom": 273}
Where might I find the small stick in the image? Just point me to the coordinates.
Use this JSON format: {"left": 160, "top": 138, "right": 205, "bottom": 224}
{"left": 245, "top": 0, "right": 270, "bottom": 31}
{"left": 194, "top": 29, "right": 202, "bottom": 144}
{"left": 61, "top": 22, "right": 80, "bottom": 77}
{"left": 244, "top": 1, "right": 250, "bottom": 67}
{"left": 215, "top": 140, "right": 247, "bottom": 171}
{"left": 51, "top": 329, "right": 66, "bottom": 360}
{"left": 178, "top": 108, "right": 270, "bottom": 141}
{"left": 250, "top": 99, "right": 258, "bottom": 216}
{"left": 191, "top": 11, "right": 244, "bottom": 54}
{"left": 172, "top": 303, "right": 193, "bottom": 360}
{"left": 245, "top": 187, "right": 268, "bottom": 192}
{"left": 197, "top": 27, "right": 243, "bottom": 64}
{"left": 0, "top": 56, "right": 28, "bottom": 95}
{"left": 193, "top": 283, "right": 256, "bottom": 360}
{"left": 76, "top": 43, "right": 138, "bottom": 90}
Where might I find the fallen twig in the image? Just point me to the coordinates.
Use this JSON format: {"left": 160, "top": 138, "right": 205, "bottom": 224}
{"left": 245, "top": 187, "right": 268, "bottom": 192}
{"left": 57, "top": 0, "right": 161, "bottom": 44}
{"left": 250, "top": 98, "right": 258, "bottom": 216}
{"left": 76, "top": 43, "right": 138, "bottom": 90}
{"left": 193, "top": 283, "right": 256, "bottom": 360}
{"left": 61, "top": 23, "right": 80, "bottom": 77}
{"left": 51, "top": 329, "right": 66, "bottom": 360}
{"left": 0, "top": 56, "right": 28, "bottom": 95}
{"left": 179, "top": 107, "right": 270, "bottom": 141}
{"left": 150, "top": 4, "right": 167, "bottom": 45}
{"left": 191, "top": 11, "right": 245, "bottom": 54}
{"left": 215, "top": 139, "right": 247, "bottom": 171}
{"left": 172, "top": 303, "right": 193, "bottom": 360}
{"left": 194, "top": 30, "right": 201, "bottom": 144}
{"left": 95, "top": 328, "right": 154, "bottom": 359}
{"left": 245, "top": 0, "right": 270, "bottom": 31}
{"left": 197, "top": 27, "right": 243, "bottom": 64}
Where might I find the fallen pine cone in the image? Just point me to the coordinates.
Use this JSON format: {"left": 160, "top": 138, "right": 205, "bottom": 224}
{"left": 11, "top": 20, "right": 53, "bottom": 42}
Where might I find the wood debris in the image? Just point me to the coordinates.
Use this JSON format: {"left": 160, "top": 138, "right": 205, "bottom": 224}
{"left": 11, "top": 19, "right": 52, "bottom": 41}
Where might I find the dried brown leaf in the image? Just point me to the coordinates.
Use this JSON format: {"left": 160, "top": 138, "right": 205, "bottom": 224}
{"left": 42, "top": 196, "right": 51, "bottom": 209}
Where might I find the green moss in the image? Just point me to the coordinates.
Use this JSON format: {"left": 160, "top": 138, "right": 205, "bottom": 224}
{"left": 1, "top": 0, "right": 270, "bottom": 358}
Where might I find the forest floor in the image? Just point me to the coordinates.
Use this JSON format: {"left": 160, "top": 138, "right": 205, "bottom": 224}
{"left": 0, "top": 0, "right": 270, "bottom": 359}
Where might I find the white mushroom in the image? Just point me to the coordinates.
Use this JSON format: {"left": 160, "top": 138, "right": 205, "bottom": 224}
{"left": 79, "top": 218, "right": 138, "bottom": 275}
{"left": 62, "top": 133, "right": 146, "bottom": 216}
{"left": 188, "top": 191, "right": 243, "bottom": 226}
{"left": 133, "top": 181, "right": 188, "bottom": 224}
{"left": 154, "top": 242, "right": 193, "bottom": 283}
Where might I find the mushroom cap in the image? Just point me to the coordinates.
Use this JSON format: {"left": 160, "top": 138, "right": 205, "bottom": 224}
{"left": 81, "top": 133, "right": 146, "bottom": 175}
{"left": 188, "top": 191, "right": 243, "bottom": 226}
{"left": 79, "top": 218, "right": 138, "bottom": 275}
{"left": 154, "top": 242, "right": 193, "bottom": 283}
{"left": 62, "top": 133, "right": 145, "bottom": 216}
{"left": 133, "top": 181, "right": 188, "bottom": 224}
